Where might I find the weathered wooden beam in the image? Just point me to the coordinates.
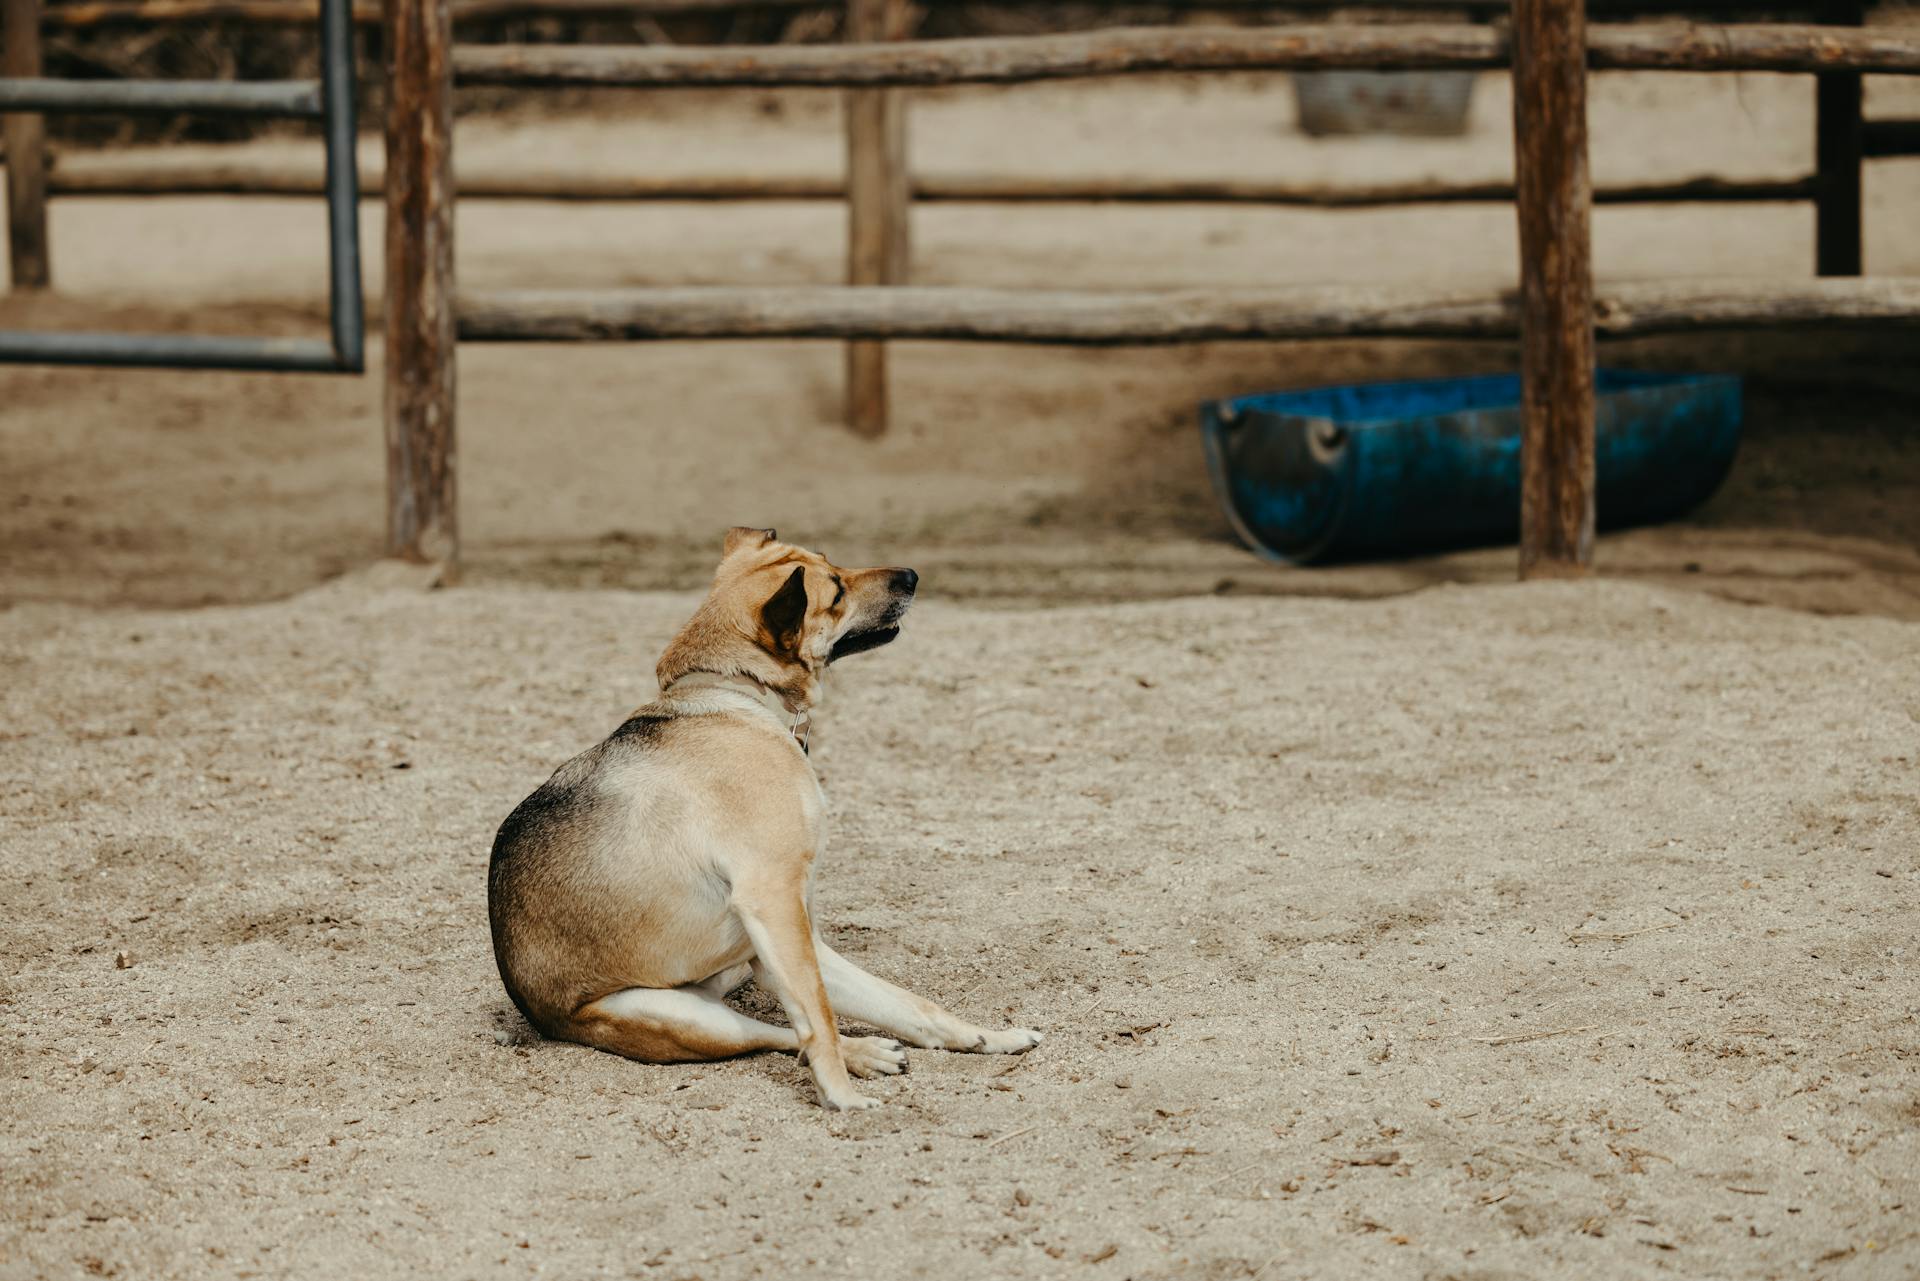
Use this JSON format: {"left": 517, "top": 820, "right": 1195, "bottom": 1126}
{"left": 843, "top": 0, "right": 909, "bottom": 437}
{"left": 454, "top": 280, "right": 1920, "bottom": 344}
{"left": 1512, "top": 0, "right": 1595, "bottom": 579}
{"left": 32, "top": 160, "right": 1824, "bottom": 208}
{"left": 1814, "top": 0, "right": 1864, "bottom": 277}
{"left": 924, "top": 173, "right": 1826, "bottom": 207}
{"left": 31, "top": 0, "right": 1845, "bottom": 24}
{"left": 39, "top": 0, "right": 823, "bottom": 25}
{"left": 1588, "top": 22, "right": 1920, "bottom": 73}
{"left": 456, "top": 26, "right": 1504, "bottom": 87}
{"left": 4, "top": 0, "right": 53, "bottom": 290}
{"left": 383, "top": 0, "right": 458, "bottom": 567}
{"left": 454, "top": 25, "right": 1920, "bottom": 91}
{"left": 0, "top": 76, "right": 322, "bottom": 115}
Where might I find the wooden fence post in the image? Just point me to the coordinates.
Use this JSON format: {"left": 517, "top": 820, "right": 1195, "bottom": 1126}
{"left": 1815, "top": 0, "right": 1864, "bottom": 277}
{"left": 383, "top": 0, "right": 458, "bottom": 566}
{"left": 1511, "top": 0, "right": 1594, "bottom": 578}
{"left": 3, "top": 0, "right": 52, "bottom": 290}
{"left": 843, "top": 0, "right": 909, "bottom": 437}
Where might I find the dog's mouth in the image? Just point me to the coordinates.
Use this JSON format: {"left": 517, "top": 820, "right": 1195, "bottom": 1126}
{"left": 828, "top": 625, "right": 899, "bottom": 663}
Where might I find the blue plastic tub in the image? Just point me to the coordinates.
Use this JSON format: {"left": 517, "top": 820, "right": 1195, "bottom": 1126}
{"left": 1200, "top": 370, "right": 1742, "bottom": 565}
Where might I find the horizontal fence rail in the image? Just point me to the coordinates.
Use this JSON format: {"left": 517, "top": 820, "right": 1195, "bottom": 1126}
{"left": 0, "top": 331, "right": 349, "bottom": 368}
{"left": 41, "top": 0, "right": 820, "bottom": 21}
{"left": 454, "top": 24, "right": 1920, "bottom": 90}
{"left": 31, "top": 0, "right": 1853, "bottom": 25}
{"left": 0, "top": 76, "right": 322, "bottom": 114}
{"left": 455, "top": 279, "right": 1920, "bottom": 345}
{"left": 23, "top": 160, "right": 1830, "bottom": 207}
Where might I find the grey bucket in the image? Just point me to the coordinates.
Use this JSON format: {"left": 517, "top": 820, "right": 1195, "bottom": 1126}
{"left": 1293, "top": 71, "right": 1478, "bottom": 137}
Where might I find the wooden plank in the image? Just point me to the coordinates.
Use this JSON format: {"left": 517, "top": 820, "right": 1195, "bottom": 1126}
{"left": 383, "top": 0, "right": 458, "bottom": 567}
{"left": 453, "top": 25, "right": 1920, "bottom": 91}
{"left": 1815, "top": 0, "right": 1864, "bottom": 277}
{"left": 1512, "top": 0, "right": 1595, "bottom": 579}
{"left": 842, "top": 0, "right": 908, "bottom": 437}
{"left": 39, "top": 0, "right": 823, "bottom": 24}
{"left": 923, "top": 173, "right": 1824, "bottom": 208}
{"left": 3, "top": 0, "right": 52, "bottom": 290}
{"left": 1586, "top": 22, "right": 1920, "bottom": 73}
{"left": 34, "top": 159, "right": 1824, "bottom": 207}
{"left": 454, "top": 280, "right": 1920, "bottom": 344}
{"left": 30, "top": 0, "right": 1847, "bottom": 23}
{"left": 456, "top": 26, "right": 1507, "bottom": 87}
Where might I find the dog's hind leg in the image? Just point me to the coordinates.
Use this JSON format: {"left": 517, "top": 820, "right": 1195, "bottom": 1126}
{"left": 815, "top": 941, "right": 1043, "bottom": 1055}
{"left": 698, "top": 962, "right": 754, "bottom": 998}
{"left": 564, "top": 986, "right": 795, "bottom": 1065}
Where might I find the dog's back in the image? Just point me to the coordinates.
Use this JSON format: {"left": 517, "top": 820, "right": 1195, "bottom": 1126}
{"left": 487, "top": 706, "right": 805, "bottom": 1034}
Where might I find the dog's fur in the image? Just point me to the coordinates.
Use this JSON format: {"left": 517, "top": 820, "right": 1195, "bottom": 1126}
{"left": 487, "top": 528, "right": 1040, "bottom": 1111}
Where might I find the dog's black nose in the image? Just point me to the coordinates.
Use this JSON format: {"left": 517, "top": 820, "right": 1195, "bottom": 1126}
{"left": 892, "top": 568, "right": 919, "bottom": 595}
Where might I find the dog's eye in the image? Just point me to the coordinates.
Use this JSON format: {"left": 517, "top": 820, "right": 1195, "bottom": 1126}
{"left": 831, "top": 578, "right": 846, "bottom": 607}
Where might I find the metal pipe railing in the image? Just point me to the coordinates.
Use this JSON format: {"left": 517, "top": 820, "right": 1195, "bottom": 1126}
{"left": 0, "top": 0, "right": 364, "bottom": 371}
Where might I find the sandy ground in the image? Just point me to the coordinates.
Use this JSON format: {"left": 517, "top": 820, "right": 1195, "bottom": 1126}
{"left": 2, "top": 575, "right": 1918, "bottom": 1279}
{"left": 3, "top": 53, "right": 1920, "bottom": 1281}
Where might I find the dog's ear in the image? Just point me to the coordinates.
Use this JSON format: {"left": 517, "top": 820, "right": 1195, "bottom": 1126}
{"left": 724, "top": 526, "right": 777, "bottom": 557}
{"left": 760, "top": 565, "right": 809, "bottom": 658}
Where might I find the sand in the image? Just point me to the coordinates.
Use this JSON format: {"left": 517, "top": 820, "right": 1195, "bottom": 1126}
{"left": 3, "top": 52, "right": 1920, "bottom": 1281}
{"left": 2, "top": 575, "right": 1917, "bottom": 1279}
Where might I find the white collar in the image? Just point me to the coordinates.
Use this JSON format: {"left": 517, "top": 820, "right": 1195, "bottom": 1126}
{"left": 658, "top": 671, "right": 813, "bottom": 753}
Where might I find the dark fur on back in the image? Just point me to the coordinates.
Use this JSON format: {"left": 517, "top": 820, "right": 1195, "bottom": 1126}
{"left": 487, "top": 713, "right": 674, "bottom": 1032}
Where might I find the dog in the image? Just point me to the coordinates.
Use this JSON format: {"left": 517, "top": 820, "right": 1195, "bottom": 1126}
{"left": 487, "top": 527, "right": 1041, "bottom": 1111}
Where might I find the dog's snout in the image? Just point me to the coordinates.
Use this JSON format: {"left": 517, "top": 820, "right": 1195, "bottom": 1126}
{"left": 891, "top": 568, "right": 919, "bottom": 596}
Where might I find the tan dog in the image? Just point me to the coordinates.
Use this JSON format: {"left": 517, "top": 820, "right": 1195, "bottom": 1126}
{"left": 487, "top": 528, "right": 1041, "bottom": 1111}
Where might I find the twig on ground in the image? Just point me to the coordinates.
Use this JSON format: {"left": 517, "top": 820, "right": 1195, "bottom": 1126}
{"left": 995, "top": 1045, "right": 1039, "bottom": 1077}
{"left": 1566, "top": 922, "right": 1682, "bottom": 944}
{"left": 1490, "top": 1144, "right": 1574, "bottom": 1171}
{"left": 1205, "top": 1161, "right": 1262, "bottom": 1189}
{"left": 1473, "top": 1024, "right": 1600, "bottom": 1046}
{"left": 985, "top": 1125, "right": 1038, "bottom": 1149}
{"left": 949, "top": 973, "right": 993, "bottom": 1007}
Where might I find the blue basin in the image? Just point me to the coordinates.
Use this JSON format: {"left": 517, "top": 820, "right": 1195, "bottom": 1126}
{"left": 1200, "top": 369, "right": 1742, "bottom": 565}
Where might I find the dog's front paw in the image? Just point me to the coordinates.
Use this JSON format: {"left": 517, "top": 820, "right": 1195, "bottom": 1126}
{"left": 971, "top": 1027, "right": 1043, "bottom": 1055}
{"left": 842, "top": 1035, "right": 908, "bottom": 1078}
{"left": 820, "top": 1089, "right": 882, "bottom": 1113}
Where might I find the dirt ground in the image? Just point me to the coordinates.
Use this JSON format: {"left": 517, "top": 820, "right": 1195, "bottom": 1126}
{"left": 2, "top": 57, "right": 1920, "bottom": 1281}
{"left": 3, "top": 578, "right": 1918, "bottom": 1280}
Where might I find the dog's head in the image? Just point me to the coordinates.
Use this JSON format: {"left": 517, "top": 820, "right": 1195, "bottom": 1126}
{"left": 656, "top": 527, "right": 918, "bottom": 707}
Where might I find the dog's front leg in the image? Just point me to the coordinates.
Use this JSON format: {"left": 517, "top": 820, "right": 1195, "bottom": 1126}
{"left": 816, "top": 939, "right": 1043, "bottom": 1055}
{"left": 731, "top": 873, "right": 877, "bottom": 1112}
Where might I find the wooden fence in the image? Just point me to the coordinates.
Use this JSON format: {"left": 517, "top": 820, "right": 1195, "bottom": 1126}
{"left": 6, "top": 0, "right": 1920, "bottom": 577}
{"left": 417, "top": 9, "right": 1920, "bottom": 578}
{"left": 27, "top": 0, "right": 1869, "bottom": 25}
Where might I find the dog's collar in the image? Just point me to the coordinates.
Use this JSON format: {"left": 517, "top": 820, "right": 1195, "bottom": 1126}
{"left": 659, "top": 671, "right": 813, "bottom": 754}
